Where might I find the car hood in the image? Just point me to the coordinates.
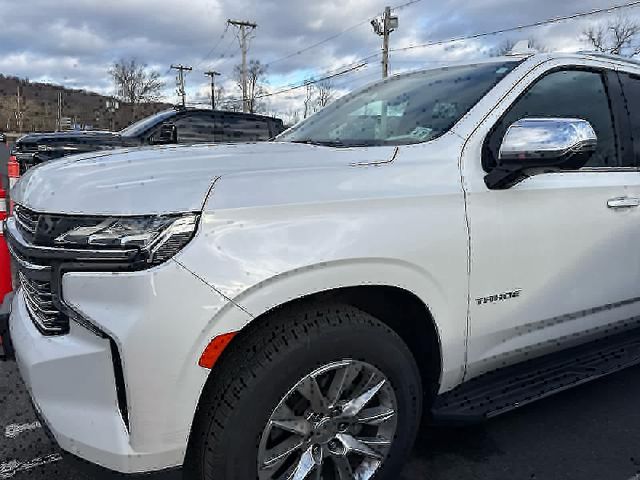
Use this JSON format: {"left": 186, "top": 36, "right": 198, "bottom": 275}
{"left": 12, "top": 142, "right": 398, "bottom": 215}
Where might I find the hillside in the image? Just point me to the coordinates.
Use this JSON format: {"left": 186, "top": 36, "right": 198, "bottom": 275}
{"left": 0, "top": 74, "right": 173, "bottom": 133}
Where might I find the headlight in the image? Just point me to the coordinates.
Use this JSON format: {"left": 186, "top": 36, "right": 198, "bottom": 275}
{"left": 52, "top": 213, "right": 199, "bottom": 266}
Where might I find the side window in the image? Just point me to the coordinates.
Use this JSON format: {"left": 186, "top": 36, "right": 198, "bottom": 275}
{"left": 618, "top": 72, "right": 640, "bottom": 165}
{"left": 174, "top": 114, "right": 217, "bottom": 143}
{"left": 487, "top": 69, "right": 621, "bottom": 168}
{"left": 215, "top": 114, "right": 272, "bottom": 142}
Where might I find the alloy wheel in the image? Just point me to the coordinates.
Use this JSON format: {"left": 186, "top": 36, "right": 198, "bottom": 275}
{"left": 257, "top": 359, "right": 399, "bottom": 480}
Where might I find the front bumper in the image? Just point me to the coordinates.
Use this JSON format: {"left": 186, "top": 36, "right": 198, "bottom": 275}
{"left": 9, "top": 257, "right": 251, "bottom": 474}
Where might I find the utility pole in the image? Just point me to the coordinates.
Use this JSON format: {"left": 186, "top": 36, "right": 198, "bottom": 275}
{"left": 170, "top": 64, "right": 193, "bottom": 107}
{"left": 371, "top": 6, "right": 398, "bottom": 78}
{"left": 15, "top": 86, "right": 23, "bottom": 133}
{"left": 56, "top": 91, "right": 63, "bottom": 131}
{"left": 204, "top": 71, "right": 221, "bottom": 109}
{"left": 227, "top": 19, "right": 257, "bottom": 113}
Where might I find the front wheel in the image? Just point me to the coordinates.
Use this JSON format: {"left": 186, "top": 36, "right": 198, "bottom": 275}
{"left": 186, "top": 303, "right": 423, "bottom": 480}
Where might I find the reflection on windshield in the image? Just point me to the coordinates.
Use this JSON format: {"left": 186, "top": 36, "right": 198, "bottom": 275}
{"left": 119, "top": 109, "right": 176, "bottom": 137}
{"left": 278, "top": 61, "right": 521, "bottom": 147}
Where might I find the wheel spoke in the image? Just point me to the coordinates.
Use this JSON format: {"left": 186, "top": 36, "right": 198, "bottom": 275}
{"left": 287, "top": 445, "right": 319, "bottom": 480}
{"left": 271, "top": 418, "right": 312, "bottom": 436}
{"left": 336, "top": 433, "right": 383, "bottom": 460}
{"left": 270, "top": 401, "right": 313, "bottom": 436}
{"left": 326, "top": 363, "right": 361, "bottom": 406}
{"left": 356, "top": 406, "right": 396, "bottom": 426}
{"left": 261, "top": 436, "right": 305, "bottom": 471}
{"left": 356, "top": 435, "right": 392, "bottom": 447}
{"left": 342, "top": 377, "right": 386, "bottom": 418}
{"left": 297, "top": 375, "right": 329, "bottom": 412}
{"left": 333, "top": 455, "right": 354, "bottom": 480}
{"left": 354, "top": 458, "right": 381, "bottom": 480}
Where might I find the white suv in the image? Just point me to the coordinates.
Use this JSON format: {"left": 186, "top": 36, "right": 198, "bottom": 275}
{"left": 5, "top": 51, "right": 640, "bottom": 479}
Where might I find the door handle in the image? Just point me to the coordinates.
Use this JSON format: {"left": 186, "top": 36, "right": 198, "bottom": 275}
{"left": 607, "top": 197, "right": 640, "bottom": 209}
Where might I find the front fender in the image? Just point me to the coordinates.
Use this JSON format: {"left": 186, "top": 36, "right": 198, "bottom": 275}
{"left": 176, "top": 150, "right": 469, "bottom": 392}
{"left": 177, "top": 254, "right": 467, "bottom": 392}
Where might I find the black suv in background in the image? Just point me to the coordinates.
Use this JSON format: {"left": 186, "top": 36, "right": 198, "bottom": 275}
{"left": 12, "top": 108, "right": 285, "bottom": 172}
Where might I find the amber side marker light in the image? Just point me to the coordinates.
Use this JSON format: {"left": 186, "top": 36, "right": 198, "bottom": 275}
{"left": 199, "top": 332, "right": 238, "bottom": 369}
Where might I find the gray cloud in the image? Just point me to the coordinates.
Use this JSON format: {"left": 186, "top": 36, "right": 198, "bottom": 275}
{"left": 0, "top": 0, "right": 636, "bottom": 115}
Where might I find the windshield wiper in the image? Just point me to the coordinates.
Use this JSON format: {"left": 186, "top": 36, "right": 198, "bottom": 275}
{"left": 288, "top": 139, "right": 373, "bottom": 147}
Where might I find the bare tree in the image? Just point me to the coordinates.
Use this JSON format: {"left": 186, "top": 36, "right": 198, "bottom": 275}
{"left": 219, "top": 97, "right": 242, "bottom": 112}
{"left": 491, "top": 37, "right": 547, "bottom": 57}
{"left": 491, "top": 39, "right": 516, "bottom": 57}
{"left": 303, "top": 80, "right": 316, "bottom": 119}
{"left": 315, "top": 80, "right": 334, "bottom": 111}
{"left": 109, "top": 59, "right": 165, "bottom": 104}
{"left": 527, "top": 37, "right": 548, "bottom": 53}
{"left": 283, "top": 108, "right": 300, "bottom": 126}
{"left": 234, "top": 59, "right": 268, "bottom": 113}
{"left": 214, "top": 85, "right": 225, "bottom": 108}
{"left": 583, "top": 15, "right": 640, "bottom": 57}
{"left": 208, "top": 85, "right": 226, "bottom": 110}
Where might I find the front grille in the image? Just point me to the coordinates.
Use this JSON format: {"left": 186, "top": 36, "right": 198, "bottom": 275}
{"left": 18, "top": 272, "right": 68, "bottom": 335}
{"left": 14, "top": 205, "right": 39, "bottom": 243}
{"left": 6, "top": 210, "right": 139, "bottom": 336}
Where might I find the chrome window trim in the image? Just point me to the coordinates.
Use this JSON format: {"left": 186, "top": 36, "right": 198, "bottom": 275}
{"left": 577, "top": 167, "right": 640, "bottom": 172}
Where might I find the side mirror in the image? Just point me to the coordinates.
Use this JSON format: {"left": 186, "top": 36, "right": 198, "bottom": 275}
{"left": 150, "top": 123, "right": 177, "bottom": 145}
{"left": 485, "top": 118, "right": 597, "bottom": 189}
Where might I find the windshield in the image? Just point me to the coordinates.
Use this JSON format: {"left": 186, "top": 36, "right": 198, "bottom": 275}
{"left": 278, "top": 61, "right": 521, "bottom": 147}
{"left": 119, "top": 110, "right": 176, "bottom": 137}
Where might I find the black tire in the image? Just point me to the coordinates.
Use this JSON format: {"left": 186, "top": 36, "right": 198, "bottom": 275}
{"left": 185, "top": 302, "right": 423, "bottom": 480}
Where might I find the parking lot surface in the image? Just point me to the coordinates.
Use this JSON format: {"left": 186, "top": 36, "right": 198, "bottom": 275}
{"left": 1, "top": 359, "right": 639, "bottom": 480}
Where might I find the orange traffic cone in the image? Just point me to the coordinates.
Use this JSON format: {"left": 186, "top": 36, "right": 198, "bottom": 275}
{"left": 7, "top": 155, "right": 19, "bottom": 214}
{"left": 0, "top": 179, "right": 12, "bottom": 303}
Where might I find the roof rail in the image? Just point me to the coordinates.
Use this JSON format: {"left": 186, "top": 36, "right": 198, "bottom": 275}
{"left": 577, "top": 51, "right": 640, "bottom": 66}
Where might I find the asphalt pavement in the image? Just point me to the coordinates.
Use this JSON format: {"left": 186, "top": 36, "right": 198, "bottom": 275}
{"left": 1, "top": 358, "right": 639, "bottom": 480}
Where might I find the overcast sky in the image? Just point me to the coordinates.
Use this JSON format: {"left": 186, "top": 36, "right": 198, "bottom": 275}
{"left": 0, "top": 0, "right": 637, "bottom": 118}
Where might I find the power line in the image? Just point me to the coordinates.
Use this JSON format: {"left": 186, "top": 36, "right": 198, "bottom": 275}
{"left": 263, "top": 0, "right": 426, "bottom": 68}
{"left": 391, "top": 0, "right": 424, "bottom": 11}
{"left": 254, "top": 54, "right": 379, "bottom": 96}
{"left": 222, "top": 43, "right": 242, "bottom": 60}
{"left": 264, "top": 19, "right": 373, "bottom": 68}
{"left": 331, "top": 69, "right": 384, "bottom": 89}
{"left": 390, "top": 1, "right": 640, "bottom": 54}
{"left": 218, "top": 34, "right": 240, "bottom": 59}
{"left": 256, "top": 62, "right": 368, "bottom": 99}
{"left": 220, "top": 1, "right": 640, "bottom": 108}
{"left": 194, "top": 23, "right": 230, "bottom": 71}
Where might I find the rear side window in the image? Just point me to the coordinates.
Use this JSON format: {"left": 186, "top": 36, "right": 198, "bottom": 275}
{"left": 486, "top": 69, "right": 622, "bottom": 168}
{"left": 618, "top": 72, "right": 640, "bottom": 165}
{"left": 216, "top": 114, "right": 271, "bottom": 142}
{"left": 174, "top": 114, "right": 217, "bottom": 143}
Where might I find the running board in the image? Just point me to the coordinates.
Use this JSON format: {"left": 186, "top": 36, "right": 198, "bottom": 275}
{"left": 431, "top": 327, "right": 640, "bottom": 424}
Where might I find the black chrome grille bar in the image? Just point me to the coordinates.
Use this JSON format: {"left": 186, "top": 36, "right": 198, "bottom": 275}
{"left": 18, "top": 272, "right": 66, "bottom": 334}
